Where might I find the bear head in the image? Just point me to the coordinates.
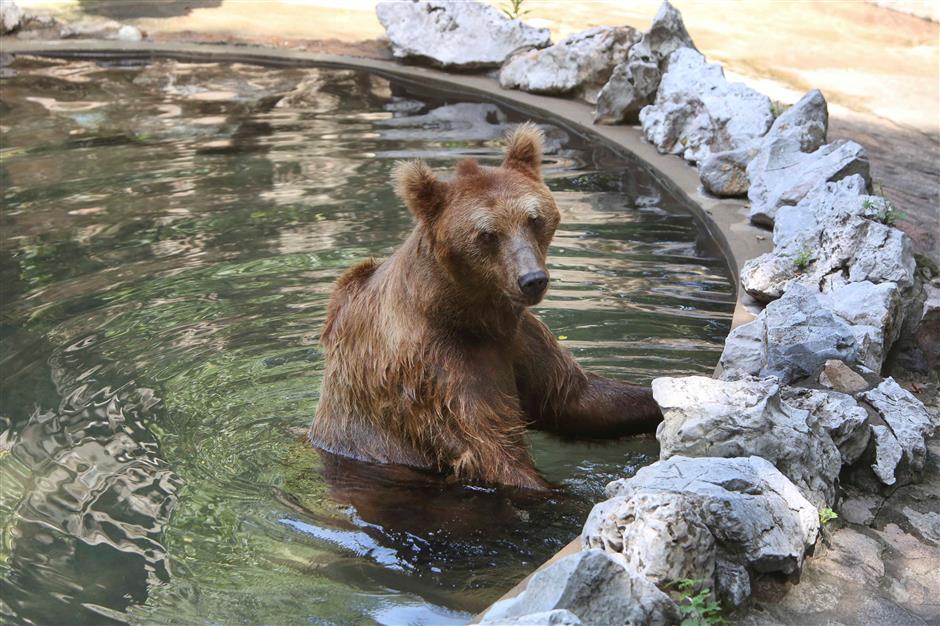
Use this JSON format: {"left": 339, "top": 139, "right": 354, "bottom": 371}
{"left": 392, "top": 122, "right": 560, "bottom": 307}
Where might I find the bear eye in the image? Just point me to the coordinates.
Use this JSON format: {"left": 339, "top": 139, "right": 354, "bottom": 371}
{"left": 477, "top": 230, "right": 498, "bottom": 245}
{"left": 529, "top": 214, "right": 544, "bottom": 229}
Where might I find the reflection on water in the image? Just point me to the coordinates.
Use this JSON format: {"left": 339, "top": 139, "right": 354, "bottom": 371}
{"left": 0, "top": 57, "right": 734, "bottom": 625}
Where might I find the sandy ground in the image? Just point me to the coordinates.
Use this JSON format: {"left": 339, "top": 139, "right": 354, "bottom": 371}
{"left": 11, "top": 0, "right": 940, "bottom": 260}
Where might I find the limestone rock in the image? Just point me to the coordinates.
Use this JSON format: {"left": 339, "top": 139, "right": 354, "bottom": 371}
{"left": 740, "top": 177, "right": 916, "bottom": 308}
{"left": 653, "top": 375, "right": 842, "bottom": 507}
{"left": 585, "top": 456, "right": 820, "bottom": 580}
{"left": 818, "top": 359, "right": 869, "bottom": 394}
{"left": 717, "top": 317, "right": 767, "bottom": 381}
{"left": 698, "top": 145, "right": 758, "bottom": 196}
{"left": 870, "top": 424, "right": 904, "bottom": 486}
{"left": 698, "top": 89, "right": 828, "bottom": 197}
{"left": 375, "top": 0, "right": 550, "bottom": 70}
{"left": 1, "top": 0, "right": 21, "bottom": 34}
{"left": 861, "top": 378, "right": 938, "bottom": 479}
{"left": 916, "top": 277, "right": 940, "bottom": 369}
{"left": 500, "top": 26, "right": 640, "bottom": 103}
{"left": 481, "top": 549, "right": 678, "bottom": 626}
{"left": 747, "top": 138, "right": 871, "bottom": 227}
{"left": 639, "top": 48, "right": 774, "bottom": 162}
{"left": 594, "top": 0, "right": 696, "bottom": 124}
{"left": 59, "top": 18, "right": 143, "bottom": 41}
{"left": 762, "top": 283, "right": 858, "bottom": 384}
{"left": 780, "top": 387, "right": 870, "bottom": 465}
{"left": 715, "top": 559, "right": 752, "bottom": 609}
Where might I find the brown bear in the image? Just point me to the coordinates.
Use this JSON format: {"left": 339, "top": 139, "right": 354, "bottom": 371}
{"left": 309, "top": 122, "right": 662, "bottom": 491}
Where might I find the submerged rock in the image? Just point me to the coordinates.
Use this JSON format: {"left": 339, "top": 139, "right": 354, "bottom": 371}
{"left": 747, "top": 138, "right": 870, "bottom": 227}
{"left": 375, "top": 0, "right": 550, "bottom": 69}
{"left": 653, "top": 375, "right": 842, "bottom": 507}
{"left": 481, "top": 549, "right": 678, "bottom": 626}
{"left": 639, "top": 48, "right": 774, "bottom": 163}
{"left": 699, "top": 89, "right": 828, "bottom": 196}
{"left": 499, "top": 26, "right": 640, "bottom": 103}
{"left": 483, "top": 610, "right": 582, "bottom": 626}
{"left": 594, "top": 0, "right": 696, "bottom": 124}
{"left": 584, "top": 456, "right": 820, "bottom": 596}
{"left": 860, "top": 378, "right": 938, "bottom": 481}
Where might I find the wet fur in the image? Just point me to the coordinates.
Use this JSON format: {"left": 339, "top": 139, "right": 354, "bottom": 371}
{"left": 310, "top": 123, "right": 662, "bottom": 490}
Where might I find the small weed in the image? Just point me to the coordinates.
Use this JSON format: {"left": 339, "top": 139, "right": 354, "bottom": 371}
{"left": 672, "top": 579, "right": 724, "bottom": 626}
{"left": 819, "top": 507, "right": 838, "bottom": 525}
{"left": 873, "top": 185, "right": 905, "bottom": 226}
{"left": 502, "top": 0, "right": 530, "bottom": 20}
{"left": 793, "top": 247, "right": 813, "bottom": 271}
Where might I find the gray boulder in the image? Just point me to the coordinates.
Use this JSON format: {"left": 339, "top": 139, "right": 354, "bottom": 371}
{"left": 861, "top": 378, "right": 938, "bottom": 480}
{"left": 699, "top": 89, "right": 828, "bottom": 197}
{"left": 480, "top": 549, "right": 678, "bottom": 626}
{"left": 584, "top": 456, "right": 819, "bottom": 584}
{"left": 653, "top": 375, "right": 842, "bottom": 507}
{"left": 822, "top": 280, "right": 903, "bottom": 370}
{"left": 717, "top": 317, "right": 767, "bottom": 381}
{"left": 747, "top": 138, "right": 871, "bottom": 226}
{"left": 639, "top": 48, "right": 774, "bottom": 162}
{"left": 780, "top": 387, "right": 871, "bottom": 465}
{"left": 762, "top": 283, "right": 858, "bottom": 383}
{"left": 500, "top": 26, "right": 640, "bottom": 103}
{"left": 375, "top": 0, "right": 550, "bottom": 69}
{"left": 594, "top": 0, "right": 696, "bottom": 124}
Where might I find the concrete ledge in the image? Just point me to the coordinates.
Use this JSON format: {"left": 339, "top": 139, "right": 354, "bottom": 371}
{"left": 2, "top": 38, "right": 774, "bottom": 616}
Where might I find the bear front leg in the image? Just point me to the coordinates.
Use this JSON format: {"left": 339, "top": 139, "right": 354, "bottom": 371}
{"left": 434, "top": 362, "right": 552, "bottom": 492}
{"left": 513, "top": 312, "right": 663, "bottom": 438}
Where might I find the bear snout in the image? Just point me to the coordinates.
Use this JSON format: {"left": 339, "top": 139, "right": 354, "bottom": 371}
{"left": 518, "top": 270, "right": 549, "bottom": 303}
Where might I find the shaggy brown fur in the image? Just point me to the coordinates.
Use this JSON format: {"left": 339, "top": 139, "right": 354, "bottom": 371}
{"left": 309, "top": 123, "right": 662, "bottom": 491}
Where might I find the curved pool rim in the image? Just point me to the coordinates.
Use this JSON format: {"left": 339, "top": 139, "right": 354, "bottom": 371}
{"left": 2, "top": 36, "right": 773, "bottom": 614}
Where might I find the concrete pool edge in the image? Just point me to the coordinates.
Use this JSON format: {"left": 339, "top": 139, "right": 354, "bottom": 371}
{"left": 1, "top": 38, "right": 771, "bottom": 618}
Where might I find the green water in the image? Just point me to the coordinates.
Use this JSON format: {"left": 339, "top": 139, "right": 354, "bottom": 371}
{"left": 0, "top": 57, "right": 734, "bottom": 625}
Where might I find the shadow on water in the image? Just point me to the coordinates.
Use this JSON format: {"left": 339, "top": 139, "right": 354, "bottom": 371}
{"left": 0, "top": 56, "right": 733, "bottom": 624}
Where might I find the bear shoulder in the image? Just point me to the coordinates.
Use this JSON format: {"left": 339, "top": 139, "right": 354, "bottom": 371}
{"left": 321, "top": 258, "right": 378, "bottom": 343}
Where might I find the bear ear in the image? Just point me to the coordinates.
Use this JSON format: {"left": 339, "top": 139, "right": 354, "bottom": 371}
{"left": 392, "top": 160, "right": 449, "bottom": 223}
{"left": 502, "top": 122, "right": 544, "bottom": 180}
{"left": 455, "top": 158, "right": 482, "bottom": 178}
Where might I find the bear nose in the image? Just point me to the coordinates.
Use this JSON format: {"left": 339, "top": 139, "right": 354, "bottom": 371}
{"left": 518, "top": 270, "right": 549, "bottom": 299}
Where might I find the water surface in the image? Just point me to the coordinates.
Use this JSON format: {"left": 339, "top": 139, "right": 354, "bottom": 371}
{"left": 0, "top": 57, "right": 734, "bottom": 625}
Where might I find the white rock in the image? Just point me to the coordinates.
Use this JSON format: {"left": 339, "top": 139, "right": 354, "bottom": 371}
{"left": 115, "top": 24, "right": 143, "bottom": 42}
{"left": 718, "top": 317, "right": 767, "bottom": 381}
{"left": 818, "top": 359, "right": 870, "bottom": 394}
{"left": 481, "top": 549, "right": 678, "bottom": 626}
{"left": 747, "top": 138, "right": 871, "bottom": 226}
{"left": 585, "top": 456, "right": 820, "bottom": 578}
{"left": 861, "top": 378, "right": 938, "bottom": 479}
{"left": 1, "top": 0, "right": 21, "bottom": 34}
{"left": 698, "top": 89, "right": 828, "bottom": 197}
{"left": 639, "top": 48, "right": 774, "bottom": 162}
{"left": 780, "top": 387, "right": 871, "bottom": 465}
{"left": 375, "top": 0, "right": 550, "bottom": 69}
{"left": 870, "top": 424, "right": 904, "bottom": 486}
{"left": 500, "top": 26, "right": 639, "bottom": 103}
{"left": 653, "top": 375, "right": 842, "bottom": 507}
{"left": 762, "top": 283, "right": 858, "bottom": 384}
{"left": 594, "top": 0, "right": 696, "bottom": 124}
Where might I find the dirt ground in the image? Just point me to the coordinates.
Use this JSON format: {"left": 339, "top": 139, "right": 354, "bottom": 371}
{"left": 12, "top": 0, "right": 940, "bottom": 260}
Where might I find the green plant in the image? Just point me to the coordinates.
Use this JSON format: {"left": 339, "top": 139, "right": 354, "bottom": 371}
{"left": 819, "top": 507, "right": 838, "bottom": 525}
{"left": 673, "top": 579, "right": 724, "bottom": 626}
{"left": 873, "top": 185, "right": 905, "bottom": 226}
{"left": 793, "top": 247, "right": 813, "bottom": 271}
{"left": 502, "top": 0, "right": 530, "bottom": 20}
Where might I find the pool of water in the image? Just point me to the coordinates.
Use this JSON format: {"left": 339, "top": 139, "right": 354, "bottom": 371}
{"left": 0, "top": 56, "right": 734, "bottom": 625}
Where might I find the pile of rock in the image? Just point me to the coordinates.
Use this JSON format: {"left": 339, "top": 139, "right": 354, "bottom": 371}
{"left": 373, "top": 2, "right": 937, "bottom": 623}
